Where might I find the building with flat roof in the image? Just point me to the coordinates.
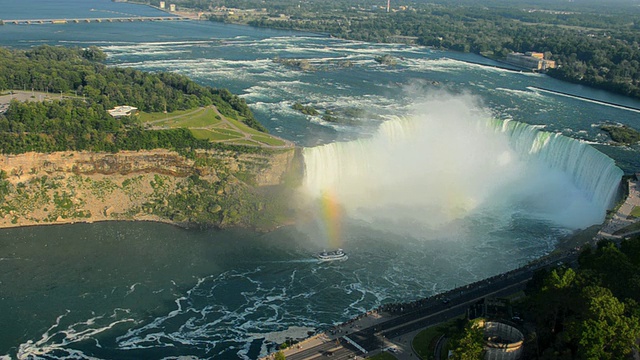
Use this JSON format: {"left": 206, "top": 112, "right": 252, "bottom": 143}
{"left": 506, "top": 52, "right": 556, "bottom": 71}
{"left": 108, "top": 105, "right": 138, "bottom": 118}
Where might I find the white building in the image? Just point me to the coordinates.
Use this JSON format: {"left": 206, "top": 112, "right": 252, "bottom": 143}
{"left": 108, "top": 105, "right": 138, "bottom": 118}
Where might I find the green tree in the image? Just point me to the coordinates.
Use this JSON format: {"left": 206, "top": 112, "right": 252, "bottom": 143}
{"left": 450, "top": 321, "right": 484, "bottom": 360}
{"left": 570, "top": 286, "right": 640, "bottom": 360}
{"left": 274, "top": 350, "right": 286, "bottom": 360}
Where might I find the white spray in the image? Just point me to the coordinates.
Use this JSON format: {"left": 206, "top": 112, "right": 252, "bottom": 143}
{"left": 303, "top": 93, "right": 622, "bottom": 235}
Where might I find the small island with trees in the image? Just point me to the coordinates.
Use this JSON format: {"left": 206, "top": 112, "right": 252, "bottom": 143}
{"left": 601, "top": 123, "right": 640, "bottom": 145}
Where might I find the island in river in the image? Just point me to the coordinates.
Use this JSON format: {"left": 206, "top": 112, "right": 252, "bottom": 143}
{"left": 0, "top": 46, "right": 302, "bottom": 231}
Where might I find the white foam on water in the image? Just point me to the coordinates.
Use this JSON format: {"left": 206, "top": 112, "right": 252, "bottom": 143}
{"left": 16, "top": 309, "right": 136, "bottom": 360}
{"left": 303, "top": 92, "right": 622, "bottom": 235}
{"left": 405, "top": 57, "right": 539, "bottom": 76}
{"left": 124, "top": 282, "right": 141, "bottom": 297}
{"left": 402, "top": 57, "right": 471, "bottom": 73}
{"left": 494, "top": 87, "right": 552, "bottom": 101}
{"left": 110, "top": 268, "right": 327, "bottom": 359}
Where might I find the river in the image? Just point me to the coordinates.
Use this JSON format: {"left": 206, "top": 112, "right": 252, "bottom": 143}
{"left": 1, "top": 1, "right": 639, "bottom": 359}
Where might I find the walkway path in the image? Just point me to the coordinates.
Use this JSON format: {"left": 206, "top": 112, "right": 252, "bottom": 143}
{"left": 271, "top": 249, "right": 576, "bottom": 360}
{"left": 597, "top": 178, "right": 640, "bottom": 239}
{"left": 147, "top": 105, "right": 295, "bottom": 149}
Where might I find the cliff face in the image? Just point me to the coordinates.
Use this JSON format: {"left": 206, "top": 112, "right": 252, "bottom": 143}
{"left": 0, "top": 148, "right": 300, "bottom": 230}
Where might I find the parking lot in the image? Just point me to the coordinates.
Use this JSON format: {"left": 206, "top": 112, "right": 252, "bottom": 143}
{"left": 0, "top": 90, "right": 63, "bottom": 113}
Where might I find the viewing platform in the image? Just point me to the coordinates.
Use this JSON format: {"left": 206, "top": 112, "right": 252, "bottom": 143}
{"left": 0, "top": 16, "right": 192, "bottom": 25}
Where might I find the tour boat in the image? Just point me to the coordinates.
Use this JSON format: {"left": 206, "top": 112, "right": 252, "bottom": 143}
{"left": 316, "top": 248, "right": 348, "bottom": 262}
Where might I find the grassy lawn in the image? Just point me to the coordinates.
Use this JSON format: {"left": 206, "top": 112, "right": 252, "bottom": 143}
{"left": 175, "top": 108, "right": 222, "bottom": 128}
{"left": 252, "top": 135, "right": 287, "bottom": 146}
{"left": 191, "top": 129, "right": 240, "bottom": 141}
{"left": 630, "top": 206, "right": 640, "bottom": 218}
{"left": 228, "top": 116, "right": 268, "bottom": 136}
{"left": 413, "top": 326, "right": 443, "bottom": 360}
{"left": 139, "top": 106, "right": 290, "bottom": 148}
{"left": 232, "top": 139, "right": 262, "bottom": 146}
{"left": 412, "top": 316, "right": 465, "bottom": 360}
{"left": 214, "top": 128, "right": 244, "bottom": 137}
{"left": 138, "top": 108, "right": 195, "bottom": 123}
{"left": 139, "top": 108, "right": 222, "bottom": 128}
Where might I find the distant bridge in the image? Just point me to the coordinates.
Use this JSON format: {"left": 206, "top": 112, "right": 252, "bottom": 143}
{"left": 1, "top": 16, "right": 192, "bottom": 25}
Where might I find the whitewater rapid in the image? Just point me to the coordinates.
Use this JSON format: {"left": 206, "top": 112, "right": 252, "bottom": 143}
{"left": 303, "top": 94, "right": 623, "bottom": 233}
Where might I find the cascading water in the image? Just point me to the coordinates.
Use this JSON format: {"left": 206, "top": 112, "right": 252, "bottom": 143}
{"left": 492, "top": 119, "right": 623, "bottom": 212}
{"left": 303, "top": 94, "right": 623, "bottom": 234}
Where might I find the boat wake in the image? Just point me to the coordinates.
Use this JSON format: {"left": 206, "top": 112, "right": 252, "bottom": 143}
{"left": 316, "top": 249, "right": 348, "bottom": 262}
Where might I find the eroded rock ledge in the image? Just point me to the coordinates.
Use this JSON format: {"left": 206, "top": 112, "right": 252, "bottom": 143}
{"left": 0, "top": 148, "right": 301, "bottom": 230}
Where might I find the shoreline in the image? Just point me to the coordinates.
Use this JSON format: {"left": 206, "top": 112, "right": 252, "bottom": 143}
{"left": 270, "top": 229, "right": 591, "bottom": 360}
{"left": 268, "top": 191, "right": 639, "bottom": 358}
{"left": 0, "top": 148, "right": 298, "bottom": 231}
{"left": 0, "top": 214, "right": 192, "bottom": 231}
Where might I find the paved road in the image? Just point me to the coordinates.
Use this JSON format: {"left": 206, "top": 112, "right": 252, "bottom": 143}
{"left": 281, "top": 250, "right": 579, "bottom": 360}
{"left": 337, "top": 180, "right": 636, "bottom": 360}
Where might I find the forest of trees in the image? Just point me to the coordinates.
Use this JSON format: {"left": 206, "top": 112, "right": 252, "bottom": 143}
{"left": 249, "top": 4, "right": 640, "bottom": 98}
{"left": 0, "top": 45, "right": 267, "bottom": 154}
{"left": 449, "top": 238, "right": 640, "bottom": 359}
{"left": 522, "top": 239, "right": 640, "bottom": 359}
{"left": 165, "top": 0, "right": 640, "bottom": 99}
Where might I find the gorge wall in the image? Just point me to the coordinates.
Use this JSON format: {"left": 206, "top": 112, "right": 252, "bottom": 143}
{"left": 0, "top": 148, "right": 300, "bottom": 230}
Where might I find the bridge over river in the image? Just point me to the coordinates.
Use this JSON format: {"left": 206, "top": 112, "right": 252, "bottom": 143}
{"left": 1, "top": 16, "right": 192, "bottom": 25}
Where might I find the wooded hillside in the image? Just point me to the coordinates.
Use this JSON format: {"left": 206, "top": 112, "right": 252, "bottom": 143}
{"left": 0, "top": 45, "right": 267, "bottom": 154}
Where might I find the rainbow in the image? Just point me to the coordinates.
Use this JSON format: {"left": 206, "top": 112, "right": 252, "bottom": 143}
{"left": 319, "top": 189, "right": 342, "bottom": 249}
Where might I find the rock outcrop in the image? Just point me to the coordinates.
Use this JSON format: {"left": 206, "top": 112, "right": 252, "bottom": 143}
{"left": 0, "top": 148, "right": 300, "bottom": 230}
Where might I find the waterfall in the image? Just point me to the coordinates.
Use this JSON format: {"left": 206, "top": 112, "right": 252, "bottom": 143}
{"left": 491, "top": 119, "right": 623, "bottom": 212}
{"left": 302, "top": 97, "right": 622, "bottom": 231}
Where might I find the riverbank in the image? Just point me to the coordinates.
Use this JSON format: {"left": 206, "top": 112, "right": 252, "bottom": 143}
{"left": 597, "top": 177, "right": 640, "bottom": 239}
{"left": 266, "top": 185, "right": 639, "bottom": 359}
{"left": 529, "top": 86, "right": 640, "bottom": 114}
{"left": 0, "top": 148, "right": 298, "bottom": 231}
{"left": 269, "top": 238, "right": 581, "bottom": 360}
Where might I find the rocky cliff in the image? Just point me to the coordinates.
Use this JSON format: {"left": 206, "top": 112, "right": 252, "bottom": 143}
{"left": 0, "top": 148, "right": 301, "bottom": 230}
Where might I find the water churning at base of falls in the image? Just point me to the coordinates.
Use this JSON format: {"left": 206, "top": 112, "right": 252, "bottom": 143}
{"left": 302, "top": 94, "right": 623, "bottom": 234}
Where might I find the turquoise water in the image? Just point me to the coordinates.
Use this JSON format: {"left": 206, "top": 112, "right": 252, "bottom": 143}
{"left": 1, "top": 219, "right": 561, "bottom": 359}
{"left": 0, "top": 1, "right": 639, "bottom": 359}
{"left": 3, "top": 17, "right": 639, "bottom": 170}
{"left": 1, "top": 0, "right": 172, "bottom": 20}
